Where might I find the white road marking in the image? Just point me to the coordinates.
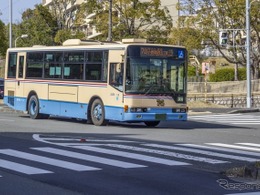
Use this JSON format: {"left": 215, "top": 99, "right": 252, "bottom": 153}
{"left": 0, "top": 149, "right": 100, "bottom": 171}
{"left": 177, "top": 144, "right": 260, "bottom": 157}
{"left": 232, "top": 122, "right": 260, "bottom": 124}
{"left": 206, "top": 143, "right": 260, "bottom": 152}
{"left": 42, "top": 138, "right": 137, "bottom": 143}
{"left": 32, "top": 147, "right": 146, "bottom": 168}
{"left": 236, "top": 143, "right": 260, "bottom": 148}
{"left": 226, "top": 192, "right": 260, "bottom": 195}
{"left": 189, "top": 114, "right": 260, "bottom": 125}
{"left": 106, "top": 144, "right": 228, "bottom": 164}
{"left": 0, "top": 159, "right": 52, "bottom": 175}
{"left": 72, "top": 146, "right": 190, "bottom": 166}
{"left": 143, "top": 144, "right": 259, "bottom": 162}
{"left": 0, "top": 119, "right": 15, "bottom": 122}
{"left": 189, "top": 114, "right": 242, "bottom": 118}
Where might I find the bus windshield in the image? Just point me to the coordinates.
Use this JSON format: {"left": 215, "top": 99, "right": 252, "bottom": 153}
{"left": 125, "top": 57, "right": 186, "bottom": 96}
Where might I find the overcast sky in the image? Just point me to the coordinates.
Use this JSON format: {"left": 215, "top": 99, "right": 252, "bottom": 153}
{"left": 0, "top": 0, "right": 42, "bottom": 24}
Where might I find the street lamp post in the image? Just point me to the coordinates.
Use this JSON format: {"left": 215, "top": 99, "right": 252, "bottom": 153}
{"left": 246, "top": 0, "right": 260, "bottom": 108}
{"left": 9, "top": 0, "right": 12, "bottom": 48}
{"left": 15, "top": 34, "right": 28, "bottom": 47}
{"left": 246, "top": 0, "right": 251, "bottom": 108}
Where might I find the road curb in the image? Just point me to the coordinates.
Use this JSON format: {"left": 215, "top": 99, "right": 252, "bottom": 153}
{"left": 228, "top": 108, "right": 260, "bottom": 114}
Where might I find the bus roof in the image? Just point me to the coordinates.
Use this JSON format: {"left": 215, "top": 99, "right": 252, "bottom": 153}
{"left": 7, "top": 39, "right": 185, "bottom": 52}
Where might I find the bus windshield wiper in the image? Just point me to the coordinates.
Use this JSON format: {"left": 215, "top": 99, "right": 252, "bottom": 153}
{"left": 144, "top": 84, "right": 157, "bottom": 95}
{"left": 144, "top": 84, "right": 176, "bottom": 98}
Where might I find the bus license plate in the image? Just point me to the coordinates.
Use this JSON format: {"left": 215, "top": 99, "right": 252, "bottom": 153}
{"left": 155, "top": 114, "right": 166, "bottom": 120}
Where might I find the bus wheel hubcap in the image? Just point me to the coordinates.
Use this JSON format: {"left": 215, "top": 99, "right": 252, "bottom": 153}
{"left": 30, "top": 101, "right": 36, "bottom": 114}
{"left": 94, "top": 104, "right": 102, "bottom": 121}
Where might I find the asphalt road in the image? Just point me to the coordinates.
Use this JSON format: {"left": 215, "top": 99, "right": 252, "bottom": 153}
{"left": 0, "top": 109, "right": 260, "bottom": 195}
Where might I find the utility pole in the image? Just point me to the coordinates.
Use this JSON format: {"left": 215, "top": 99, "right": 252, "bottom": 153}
{"left": 246, "top": 0, "right": 251, "bottom": 108}
{"left": 9, "top": 0, "right": 12, "bottom": 48}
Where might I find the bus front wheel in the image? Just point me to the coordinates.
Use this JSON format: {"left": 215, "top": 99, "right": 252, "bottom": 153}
{"left": 28, "top": 95, "right": 41, "bottom": 119}
{"left": 144, "top": 121, "right": 160, "bottom": 127}
{"left": 91, "top": 99, "right": 107, "bottom": 126}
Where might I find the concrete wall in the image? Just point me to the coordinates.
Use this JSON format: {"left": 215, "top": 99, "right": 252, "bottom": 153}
{"left": 188, "top": 79, "right": 260, "bottom": 94}
{"left": 188, "top": 93, "right": 260, "bottom": 108}
{"left": 188, "top": 79, "right": 260, "bottom": 108}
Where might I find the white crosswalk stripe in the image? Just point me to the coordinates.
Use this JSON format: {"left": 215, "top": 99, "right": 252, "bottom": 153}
{"left": 226, "top": 192, "right": 260, "bottom": 195}
{"left": 236, "top": 143, "right": 260, "bottom": 148}
{"left": 189, "top": 113, "right": 260, "bottom": 125}
{"left": 0, "top": 149, "right": 100, "bottom": 171}
{"left": 0, "top": 159, "right": 52, "bottom": 175}
{"left": 105, "top": 144, "right": 228, "bottom": 164}
{"left": 72, "top": 145, "right": 190, "bottom": 166}
{"left": 143, "top": 144, "right": 260, "bottom": 162}
{"left": 1, "top": 141, "right": 260, "bottom": 175}
{"left": 32, "top": 147, "right": 146, "bottom": 168}
{"left": 206, "top": 143, "right": 260, "bottom": 152}
{"left": 177, "top": 143, "right": 260, "bottom": 157}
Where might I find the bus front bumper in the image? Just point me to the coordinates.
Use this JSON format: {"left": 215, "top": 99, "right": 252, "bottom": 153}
{"left": 123, "top": 112, "right": 187, "bottom": 122}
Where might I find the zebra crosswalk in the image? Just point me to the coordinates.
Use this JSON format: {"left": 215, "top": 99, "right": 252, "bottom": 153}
{"left": 189, "top": 113, "right": 260, "bottom": 125}
{"left": 0, "top": 137, "right": 260, "bottom": 177}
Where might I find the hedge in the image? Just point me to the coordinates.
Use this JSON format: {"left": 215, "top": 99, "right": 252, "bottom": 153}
{"left": 209, "top": 68, "right": 246, "bottom": 82}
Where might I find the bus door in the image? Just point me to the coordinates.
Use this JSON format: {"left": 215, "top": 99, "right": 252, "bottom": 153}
{"left": 15, "top": 52, "right": 26, "bottom": 110}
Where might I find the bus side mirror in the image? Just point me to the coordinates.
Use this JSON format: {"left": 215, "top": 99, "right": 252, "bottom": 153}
{"left": 116, "top": 63, "right": 122, "bottom": 73}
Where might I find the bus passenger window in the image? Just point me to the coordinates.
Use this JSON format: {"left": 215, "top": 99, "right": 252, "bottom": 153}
{"left": 64, "top": 64, "right": 83, "bottom": 80}
{"left": 44, "top": 52, "right": 63, "bottom": 79}
{"left": 26, "top": 52, "right": 44, "bottom": 78}
{"left": 85, "top": 64, "right": 101, "bottom": 81}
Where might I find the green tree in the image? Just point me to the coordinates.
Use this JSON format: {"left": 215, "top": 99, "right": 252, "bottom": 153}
{"left": 48, "top": 0, "right": 78, "bottom": 30}
{"left": 54, "top": 29, "right": 85, "bottom": 45}
{"left": 178, "top": 0, "right": 260, "bottom": 79}
{"left": 17, "top": 5, "right": 58, "bottom": 46}
{"left": 76, "top": 0, "right": 173, "bottom": 43}
{"left": 0, "top": 20, "right": 8, "bottom": 56}
{"left": 170, "top": 26, "right": 203, "bottom": 54}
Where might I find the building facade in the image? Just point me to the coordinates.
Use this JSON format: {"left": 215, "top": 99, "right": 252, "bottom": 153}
{"left": 42, "top": 0, "right": 179, "bottom": 39}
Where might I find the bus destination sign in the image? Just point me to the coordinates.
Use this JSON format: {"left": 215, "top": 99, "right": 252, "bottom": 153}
{"left": 140, "top": 47, "right": 174, "bottom": 58}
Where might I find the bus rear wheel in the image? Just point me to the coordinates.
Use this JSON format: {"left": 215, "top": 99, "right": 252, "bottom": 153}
{"left": 144, "top": 121, "right": 160, "bottom": 127}
{"left": 28, "top": 95, "right": 41, "bottom": 119}
{"left": 91, "top": 99, "right": 107, "bottom": 126}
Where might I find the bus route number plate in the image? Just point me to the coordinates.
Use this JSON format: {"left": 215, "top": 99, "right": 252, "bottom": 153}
{"left": 155, "top": 114, "right": 166, "bottom": 120}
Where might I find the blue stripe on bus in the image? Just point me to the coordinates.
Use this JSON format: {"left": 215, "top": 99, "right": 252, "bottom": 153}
{"left": 4, "top": 96, "right": 187, "bottom": 122}
{"left": 4, "top": 96, "right": 124, "bottom": 121}
{"left": 39, "top": 99, "right": 88, "bottom": 119}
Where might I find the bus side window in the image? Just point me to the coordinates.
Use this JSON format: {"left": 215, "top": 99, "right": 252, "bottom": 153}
{"left": 18, "top": 56, "right": 24, "bottom": 78}
{"left": 85, "top": 64, "right": 101, "bottom": 81}
{"left": 44, "top": 52, "right": 63, "bottom": 79}
{"left": 7, "top": 53, "right": 17, "bottom": 78}
{"left": 109, "top": 63, "right": 123, "bottom": 90}
{"left": 64, "top": 64, "right": 83, "bottom": 80}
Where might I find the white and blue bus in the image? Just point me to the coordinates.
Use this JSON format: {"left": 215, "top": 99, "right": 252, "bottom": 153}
{"left": 4, "top": 38, "right": 188, "bottom": 126}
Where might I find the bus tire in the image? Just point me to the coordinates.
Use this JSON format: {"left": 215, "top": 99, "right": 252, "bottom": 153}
{"left": 28, "top": 95, "right": 42, "bottom": 119}
{"left": 144, "top": 121, "right": 160, "bottom": 127}
{"left": 91, "top": 99, "right": 107, "bottom": 126}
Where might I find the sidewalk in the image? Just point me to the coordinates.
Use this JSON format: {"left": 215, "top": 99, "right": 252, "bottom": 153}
{"left": 189, "top": 107, "right": 260, "bottom": 115}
